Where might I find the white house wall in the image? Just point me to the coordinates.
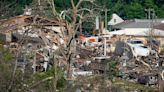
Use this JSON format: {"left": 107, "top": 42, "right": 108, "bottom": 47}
{"left": 153, "top": 29, "right": 164, "bottom": 36}
{"left": 109, "top": 28, "right": 164, "bottom": 37}
{"left": 108, "top": 13, "right": 124, "bottom": 26}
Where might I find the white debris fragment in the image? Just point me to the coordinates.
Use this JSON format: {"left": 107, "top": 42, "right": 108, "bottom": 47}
{"left": 52, "top": 44, "right": 58, "bottom": 50}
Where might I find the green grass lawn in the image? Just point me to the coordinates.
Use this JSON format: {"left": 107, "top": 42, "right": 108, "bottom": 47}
{"left": 113, "top": 79, "right": 157, "bottom": 92}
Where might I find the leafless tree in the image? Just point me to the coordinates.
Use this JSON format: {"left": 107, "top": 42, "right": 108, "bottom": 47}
{"left": 47, "top": 0, "right": 97, "bottom": 79}
{"left": 3, "top": 0, "right": 99, "bottom": 91}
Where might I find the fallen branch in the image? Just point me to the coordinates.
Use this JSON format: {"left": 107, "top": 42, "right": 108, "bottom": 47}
{"left": 138, "top": 59, "right": 152, "bottom": 70}
{"left": 28, "top": 76, "right": 53, "bottom": 90}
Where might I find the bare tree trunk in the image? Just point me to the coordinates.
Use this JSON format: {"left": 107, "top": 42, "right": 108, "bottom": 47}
{"left": 80, "top": 18, "right": 82, "bottom": 35}
{"left": 53, "top": 53, "right": 57, "bottom": 91}
{"left": 67, "top": 54, "right": 73, "bottom": 79}
{"left": 7, "top": 47, "right": 20, "bottom": 91}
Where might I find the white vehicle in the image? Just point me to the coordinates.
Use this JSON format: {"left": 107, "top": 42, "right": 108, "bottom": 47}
{"left": 127, "top": 40, "right": 150, "bottom": 57}
{"left": 115, "top": 40, "right": 150, "bottom": 59}
{"left": 127, "top": 40, "right": 144, "bottom": 46}
{"left": 127, "top": 43, "right": 150, "bottom": 57}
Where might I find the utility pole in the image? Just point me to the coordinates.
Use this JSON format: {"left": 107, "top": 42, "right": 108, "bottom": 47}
{"left": 79, "top": 16, "right": 82, "bottom": 35}
{"left": 92, "top": 8, "right": 110, "bottom": 56}
{"left": 145, "top": 8, "right": 162, "bottom": 91}
{"left": 145, "top": 8, "right": 153, "bottom": 32}
{"left": 105, "top": 8, "right": 108, "bottom": 34}
{"left": 104, "top": 8, "right": 110, "bottom": 56}
{"left": 103, "top": 8, "right": 110, "bottom": 90}
{"left": 145, "top": 8, "right": 155, "bottom": 47}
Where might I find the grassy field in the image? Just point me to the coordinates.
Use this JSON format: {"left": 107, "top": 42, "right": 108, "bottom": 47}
{"left": 113, "top": 79, "right": 157, "bottom": 92}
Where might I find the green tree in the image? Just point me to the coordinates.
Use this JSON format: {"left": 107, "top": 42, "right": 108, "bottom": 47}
{"left": 125, "top": 3, "right": 145, "bottom": 19}
{"left": 144, "top": 0, "right": 155, "bottom": 8}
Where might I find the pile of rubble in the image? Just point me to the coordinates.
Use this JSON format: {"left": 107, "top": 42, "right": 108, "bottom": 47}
{"left": 0, "top": 15, "right": 67, "bottom": 73}
{"left": 75, "top": 35, "right": 164, "bottom": 89}
{"left": 1, "top": 13, "right": 164, "bottom": 91}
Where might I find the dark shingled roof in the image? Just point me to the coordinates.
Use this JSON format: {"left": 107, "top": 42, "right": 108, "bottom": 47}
{"left": 153, "top": 23, "right": 164, "bottom": 31}
{"left": 113, "top": 19, "right": 164, "bottom": 29}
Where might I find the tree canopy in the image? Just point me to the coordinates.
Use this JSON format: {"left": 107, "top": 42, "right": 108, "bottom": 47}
{"left": 0, "top": 0, "right": 164, "bottom": 19}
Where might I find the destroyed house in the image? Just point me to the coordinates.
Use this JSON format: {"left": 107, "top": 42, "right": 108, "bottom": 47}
{"left": 0, "top": 15, "right": 66, "bottom": 46}
{"left": 0, "top": 15, "right": 68, "bottom": 73}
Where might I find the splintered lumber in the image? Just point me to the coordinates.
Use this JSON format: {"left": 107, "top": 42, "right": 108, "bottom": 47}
{"left": 76, "top": 46, "right": 100, "bottom": 58}
{"left": 139, "top": 59, "right": 152, "bottom": 70}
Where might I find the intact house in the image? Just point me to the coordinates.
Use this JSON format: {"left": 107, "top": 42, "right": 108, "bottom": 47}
{"left": 108, "top": 17, "right": 164, "bottom": 46}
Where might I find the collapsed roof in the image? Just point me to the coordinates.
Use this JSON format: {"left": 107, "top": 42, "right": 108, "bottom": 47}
{"left": 0, "top": 15, "right": 66, "bottom": 33}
